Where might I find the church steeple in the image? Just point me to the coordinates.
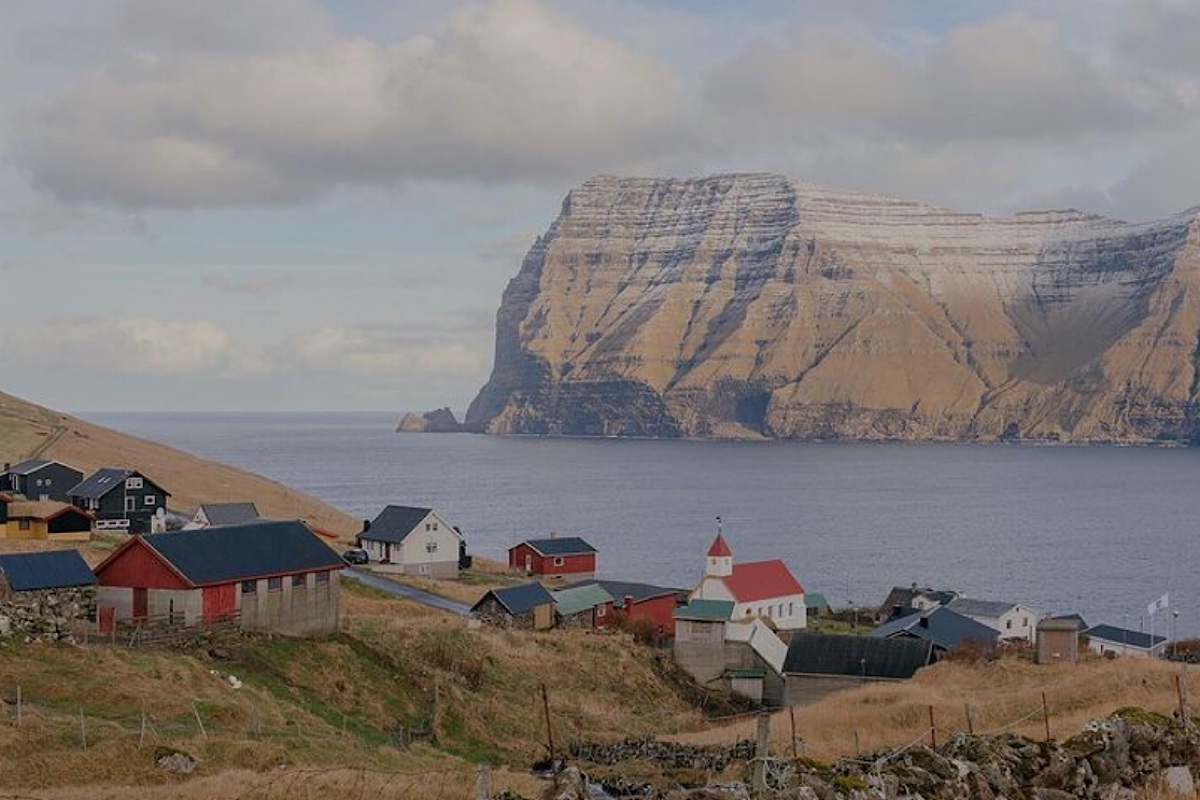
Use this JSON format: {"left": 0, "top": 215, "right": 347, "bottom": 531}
{"left": 705, "top": 517, "right": 733, "bottom": 577}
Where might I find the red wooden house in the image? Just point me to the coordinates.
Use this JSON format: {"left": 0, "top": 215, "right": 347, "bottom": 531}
{"left": 573, "top": 579, "right": 684, "bottom": 636}
{"left": 94, "top": 520, "right": 345, "bottom": 637}
{"left": 508, "top": 535, "right": 597, "bottom": 580}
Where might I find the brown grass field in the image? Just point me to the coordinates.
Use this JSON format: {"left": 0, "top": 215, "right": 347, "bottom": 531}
{"left": 675, "top": 655, "right": 1195, "bottom": 763}
{"left": 0, "top": 390, "right": 358, "bottom": 537}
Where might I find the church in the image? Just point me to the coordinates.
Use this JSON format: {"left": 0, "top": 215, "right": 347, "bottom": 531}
{"left": 689, "top": 529, "right": 808, "bottom": 631}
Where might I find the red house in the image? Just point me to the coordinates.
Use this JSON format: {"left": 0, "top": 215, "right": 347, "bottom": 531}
{"left": 508, "top": 536, "right": 597, "bottom": 580}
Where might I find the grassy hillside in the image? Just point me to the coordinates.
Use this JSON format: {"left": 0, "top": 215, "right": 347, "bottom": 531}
{"left": 0, "top": 582, "right": 715, "bottom": 799}
{"left": 0, "top": 390, "right": 357, "bottom": 537}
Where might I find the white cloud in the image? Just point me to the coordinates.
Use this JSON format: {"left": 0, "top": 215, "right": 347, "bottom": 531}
{"left": 10, "top": 0, "right": 684, "bottom": 209}
{"left": 289, "top": 325, "right": 486, "bottom": 378}
{"left": 4, "top": 318, "right": 231, "bottom": 375}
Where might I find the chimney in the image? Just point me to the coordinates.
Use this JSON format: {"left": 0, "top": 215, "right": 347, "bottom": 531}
{"left": 623, "top": 595, "right": 634, "bottom": 610}
{"left": 362, "top": 519, "right": 371, "bottom": 532}
{"left": 919, "top": 616, "right": 930, "bottom": 629}
{"left": 550, "top": 531, "right": 557, "bottom": 539}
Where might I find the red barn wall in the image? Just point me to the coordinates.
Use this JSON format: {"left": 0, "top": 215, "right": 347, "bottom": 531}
{"left": 96, "top": 539, "right": 190, "bottom": 590}
{"left": 625, "top": 594, "right": 678, "bottom": 634}
{"left": 509, "top": 545, "right": 595, "bottom": 576}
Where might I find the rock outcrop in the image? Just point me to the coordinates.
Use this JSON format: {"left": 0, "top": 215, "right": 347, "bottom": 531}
{"left": 396, "top": 407, "right": 464, "bottom": 433}
{"left": 467, "top": 174, "right": 1200, "bottom": 442}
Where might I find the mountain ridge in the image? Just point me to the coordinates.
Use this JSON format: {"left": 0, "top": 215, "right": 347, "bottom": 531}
{"left": 467, "top": 173, "right": 1200, "bottom": 442}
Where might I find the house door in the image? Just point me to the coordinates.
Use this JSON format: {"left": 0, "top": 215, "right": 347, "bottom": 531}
{"left": 524, "top": 554, "right": 532, "bottom": 573}
{"left": 384, "top": 543, "right": 392, "bottom": 562}
{"left": 133, "top": 588, "right": 148, "bottom": 619}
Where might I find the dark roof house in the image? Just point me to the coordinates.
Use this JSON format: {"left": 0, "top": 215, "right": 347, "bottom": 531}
{"left": 0, "top": 550, "right": 97, "bottom": 592}
{"left": 518, "top": 537, "right": 597, "bottom": 556}
{"left": 1, "top": 459, "right": 85, "bottom": 503}
{"left": 946, "top": 598, "right": 1019, "bottom": 618}
{"left": 68, "top": 468, "right": 158, "bottom": 499}
{"left": 475, "top": 582, "right": 555, "bottom": 616}
{"left": 870, "top": 606, "right": 999, "bottom": 651}
{"left": 363, "top": 505, "right": 462, "bottom": 543}
{"left": 1085, "top": 625, "right": 1168, "bottom": 653}
{"left": 784, "top": 633, "right": 933, "bottom": 679}
{"left": 195, "top": 502, "right": 260, "bottom": 527}
{"left": 572, "top": 579, "right": 684, "bottom": 604}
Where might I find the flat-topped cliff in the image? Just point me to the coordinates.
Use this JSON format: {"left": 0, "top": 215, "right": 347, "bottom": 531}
{"left": 467, "top": 174, "right": 1200, "bottom": 442}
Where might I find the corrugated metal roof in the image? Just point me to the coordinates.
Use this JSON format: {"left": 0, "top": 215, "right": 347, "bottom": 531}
{"left": 947, "top": 597, "right": 1019, "bottom": 618}
{"left": 520, "top": 537, "right": 597, "bottom": 556}
{"left": 784, "top": 632, "right": 932, "bottom": 678}
{"left": 142, "top": 521, "right": 344, "bottom": 585}
{"left": 551, "top": 584, "right": 613, "bottom": 616}
{"left": 870, "top": 606, "right": 999, "bottom": 650}
{"left": 364, "top": 505, "right": 434, "bottom": 544}
{"left": 1085, "top": 625, "right": 1166, "bottom": 650}
{"left": 804, "top": 593, "right": 829, "bottom": 609}
{"left": 673, "top": 599, "right": 734, "bottom": 621}
{"left": 474, "top": 582, "right": 554, "bottom": 615}
{"left": 0, "top": 550, "right": 97, "bottom": 591}
{"left": 199, "top": 502, "right": 261, "bottom": 526}
{"left": 4, "top": 459, "right": 50, "bottom": 476}
{"left": 571, "top": 579, "right": 682, "bottom": 604}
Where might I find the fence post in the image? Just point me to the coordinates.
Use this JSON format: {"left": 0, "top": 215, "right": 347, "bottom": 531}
{"left": 15, "top": 685, "right": 21, "bottom": 728}
{"left": 540, "top": 683, "right": 555, "bottom": 765}
{"left": 474, "top": 764, "right": 491, "bottom": 800}
{"left": 928, "top": 705, "right": 937, "bottom": 749}
{"left": 752, "top": 712, "right": 770, "bottom": 793}
{"left": 79, "top": 710, "right": 87, "bottom": 749}
{"left": 789, "top": 706, "right": 798, "bottom": 759}
{"left": 1041, "top": 692, "right": 1051, "bottom": 742}
{"left": 853, "top": 730, "right": 860, "bottom": 756}
{"left": 139, "top": 710, "right": 147, "bottom": 749}
{"left": 965, "top": 703, "right": 974, "bottom": 735}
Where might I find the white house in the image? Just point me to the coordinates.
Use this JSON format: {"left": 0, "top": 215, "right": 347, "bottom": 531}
{"left": 359, "top": 505, "right": 463, "bottom": 578}
{"left": 689, "top": 532, "right": 807, "bottom": 631}
{"left": 946, "top": 598, "right": 1038, "bottom": 642}
{"left": 1084, "top": 625, "right": 1168, "bottom": 658}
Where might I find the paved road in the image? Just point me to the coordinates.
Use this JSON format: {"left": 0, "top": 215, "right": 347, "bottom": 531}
{"left": 344, "top": 568, "right": 473, "bottom": 616}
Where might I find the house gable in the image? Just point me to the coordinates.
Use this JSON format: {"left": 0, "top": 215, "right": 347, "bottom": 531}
{"left": 95, "top": 537, "right": 193, "bottom": 590}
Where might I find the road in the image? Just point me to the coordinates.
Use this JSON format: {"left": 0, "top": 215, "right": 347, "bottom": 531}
{"left": 344, "top": 568, "right": 473, "bottom": 616}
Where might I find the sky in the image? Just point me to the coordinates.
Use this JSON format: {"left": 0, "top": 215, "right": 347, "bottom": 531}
{"left": 1, "top": 0, "right": 1199, "bottom": 412}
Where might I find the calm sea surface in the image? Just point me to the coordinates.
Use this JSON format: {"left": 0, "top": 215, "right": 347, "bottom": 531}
{"left": 82, "top": 412, "right": 1200, "bottom": 636}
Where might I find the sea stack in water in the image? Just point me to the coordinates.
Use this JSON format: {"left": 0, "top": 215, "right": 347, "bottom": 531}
{"left": 466, "top": 173, "right": 1200, "bottom": 443}
{"left": 396, "top": 407, "right": 464, "bottom": 433}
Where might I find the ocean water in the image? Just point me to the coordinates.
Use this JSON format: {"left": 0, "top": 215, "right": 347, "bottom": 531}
{"left": 82, "top": 411, "right": 1200, "bottom": 637}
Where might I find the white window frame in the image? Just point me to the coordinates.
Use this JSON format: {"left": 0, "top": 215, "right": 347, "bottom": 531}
{"left": 126, "top": 477, "right": 143, "bottom": 490}
{"left": 553, "top": 556, "right": 565, "bottom": 567}
{"left": 125, "top": 496, "right": 137, "bottom": 512}
{"left": 144, "top": 494, "right": 156, "bottom": 506}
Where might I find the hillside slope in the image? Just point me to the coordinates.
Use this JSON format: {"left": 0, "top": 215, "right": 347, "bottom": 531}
{"left": 467, "top": 174, "right": 1200, "bottom": 442}
{"left": 0, "top": 390, "right": 357, "bottom": 536}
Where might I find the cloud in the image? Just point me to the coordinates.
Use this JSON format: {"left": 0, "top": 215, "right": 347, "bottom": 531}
{"left": 10, "top": 0, "right": 684, "bottom": 210}
{"left": 1118, "top": 0, "right": 1200, "bottom": 74}
{"left": 201, "top": 270, "right": 295, "bottom": 295}
{"left": 288, "top": 324, "right": 487, "bottom": 379}
{"left": 4, "top": 318, "right": 231, "bottom": 375}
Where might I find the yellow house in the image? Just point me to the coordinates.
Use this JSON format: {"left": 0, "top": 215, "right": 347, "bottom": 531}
{"left": 0, "top": 493, "right": 93, "bottom": 542}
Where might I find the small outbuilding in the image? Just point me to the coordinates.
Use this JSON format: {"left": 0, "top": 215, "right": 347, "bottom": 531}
{"left": 551, "top": 583, "right": 614, "bottom": 629}
{"left": 1084, "top": 624, "right": 1167, "bottom": 659}
{"left": 472, "top": 582, "right": 555, "bottom": 630}
{"left": 191, "top": 502, "right": 261, "bottom": 528}
{"left": 0, "top": 550, "right": 97, "bottom": 641}
{"left": 94, "top": 520, "right": 344, "bottom": 637}
{"left": 1037, "top": 615, "right": 1087, "bottom": 664}
{"left": 0, "top": 496, "right": 93, "bottom": 541}
{"left": 509, "top": 536, "right": 598, "bottom": 580}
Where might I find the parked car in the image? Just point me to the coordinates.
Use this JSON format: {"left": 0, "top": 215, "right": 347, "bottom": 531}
{"left": 342, "top": 548, "right": 369, "bottom": 565}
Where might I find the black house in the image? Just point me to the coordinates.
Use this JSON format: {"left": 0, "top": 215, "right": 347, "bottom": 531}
{"left": 0, "top": 459, "right": 85, "bottom": 503}
{"left": 68, "top": 468, "right": 171, "bottom": 534}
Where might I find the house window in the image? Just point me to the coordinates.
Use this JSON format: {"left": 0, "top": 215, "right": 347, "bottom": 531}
{"left": 1023, "top": 617, "right": 1030, "bottom": 627}
{"left": 425, "top": 522, "right": 431, "bottom": 531}
{"left": 126, "top": 477, "right": 143, "bottom": 489}
{"left": 144, "top": 495, "right": 156, "bottom": 506}
{"left": 597, "top": 605, "right": 606, "bottom": 618}
{"left": 315, "top": 571, "right": 330, "bottom": 584}
{"left": 268, "top": 577, "right": 282, "bottom": 592}
{"left": 432, "top": 522, "right": 438, "bottom": 531}
{"left": 426, "top": 542, "right": 438, "bottom": 553}
{"left": 1006, "top": 619, "right": 1013, "bottom": 630}
{"left": 788, "top": 602, "right": 794, "bottom": 616}
{"left": 553, "top": 556, "right": 565, "bottom": 567}
{"left": 241, "top": 580, "right": 256, "bottom": 594}
{"left": 292, "top": 574, "right": 307, "bottom": 589}
{"left": 18, "top": 520, "right": 30, "bottom": 531}
{"left": 745, "top": 609, "right": 751, "bottom": 616}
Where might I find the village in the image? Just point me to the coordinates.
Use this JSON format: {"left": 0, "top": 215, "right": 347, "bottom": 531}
{"left": 0, "top": 455, "right": 1180, "bottom": 716}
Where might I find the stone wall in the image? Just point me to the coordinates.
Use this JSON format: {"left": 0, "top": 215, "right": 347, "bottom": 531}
{"left": 0, "top": 581, "right": 96, "bottom": 643}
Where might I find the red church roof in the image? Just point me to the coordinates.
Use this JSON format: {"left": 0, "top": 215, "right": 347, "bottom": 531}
{"left": 707, "top": 533, "right": 732, "bottom": 557}
{"left": 721, "top": 560, "right": 804, "bottom": 602}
